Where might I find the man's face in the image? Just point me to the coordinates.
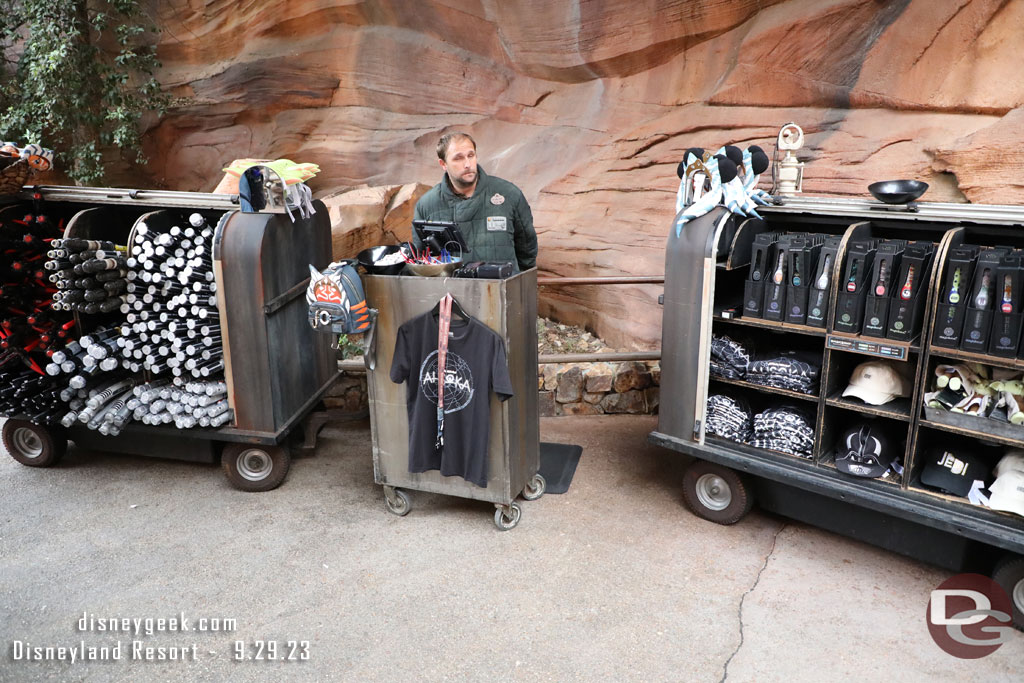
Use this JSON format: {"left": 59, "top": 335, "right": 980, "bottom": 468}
{"left": 440, "top": 138, "right": 477, "bottom": 194}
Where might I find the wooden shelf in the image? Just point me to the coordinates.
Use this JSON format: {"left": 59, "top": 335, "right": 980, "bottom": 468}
{"left": 919, "top": 413, "right": 1024, "bottom": 448}
{"left": 928, "top": 346, "right": 1024, "bottom": 372}
{"left": 906, "top": 485, "right": 1024, "bottom": 526}
{"left": 712, "top": 314, "right": 827, "bottom": 338}
{"left": 709, "top": 374, "right": 819, "bottom": 403}
{"left": 817, "top": 459, "right": 904, "bottom": 488}
{"left": 825, "top": 393, "right": 912, "bottom": 422}
{"left": 706, "top": 434, "right": 815, "bottom": 464}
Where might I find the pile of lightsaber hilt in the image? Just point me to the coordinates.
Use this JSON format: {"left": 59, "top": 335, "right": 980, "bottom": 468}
{"left": 0, "top": 210, "right": 76, "bottom": 425}
{"left": 47, "top": 237, "right": 128, "bottom": 314}
{"left": 121, "top": 213, "right": 224, "bottom": 380}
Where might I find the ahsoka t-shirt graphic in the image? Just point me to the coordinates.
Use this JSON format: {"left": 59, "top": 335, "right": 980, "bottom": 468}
{"left": 419, "top": 350, "right": 474, "bottom": 413}
{"left": 390, "top": 311, "right": 513, "bottom": 488}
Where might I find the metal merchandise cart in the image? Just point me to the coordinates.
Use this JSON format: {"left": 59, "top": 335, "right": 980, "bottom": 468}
{"left": 363, "top": 269, "right": 543, "bottom": 530}
{"left": 649, "top": 199, "right": 1024, "bottom": 627}
{"left": 1, "top": 186, "right": 338, "bottom": 491}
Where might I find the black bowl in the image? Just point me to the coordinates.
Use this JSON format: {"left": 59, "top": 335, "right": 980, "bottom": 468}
{"left": 868, "top": 180, "right": 928, "bottom": 205}
{"left": 357, "top": 245, "right": 406, "bottom": 275}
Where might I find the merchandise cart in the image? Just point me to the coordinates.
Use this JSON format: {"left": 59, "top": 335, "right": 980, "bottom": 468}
{"left": 650, "top": 199, "right": 1024, "bottom": 627}
{"left": 362, "top": 269, "right": 543, "bottom": 530}
{"left": 1, "top": 186, "right": 338, "bottom": 491}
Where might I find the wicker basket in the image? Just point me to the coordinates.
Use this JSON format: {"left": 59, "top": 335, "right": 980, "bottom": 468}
{"left": 0, "top": 158, "right": 34, "bottom": 195}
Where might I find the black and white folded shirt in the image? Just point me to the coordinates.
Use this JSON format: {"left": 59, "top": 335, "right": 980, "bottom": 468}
{"left": 748, "top": 405, "right": 815, "bottom": 458}
{"left": 710, "top": 335, "right": 751, "bottom": 379}
{"left": 747, "top": 351, "right": 820, "bottom": 395}
{"left": 706, "top": 394, "right": 753, "bottom": 442}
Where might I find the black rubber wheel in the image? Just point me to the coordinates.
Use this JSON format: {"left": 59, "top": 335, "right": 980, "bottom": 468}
{"left": 2, "top": 420, "right": 67, "bottom": 467}
{"left": 384, "top": 489, "right": 411, "bottom": 516}
{"left": 221, "top": 443, "right": 291, "bottom": 492}
{"left": 681, "top": 460, "right": 753, "bottom": 525}
{"left": 992, "top": 555, "right": 1024, "bottom": 631}
{"left": 494, "top": 503, "right": 522, "bottom": 531}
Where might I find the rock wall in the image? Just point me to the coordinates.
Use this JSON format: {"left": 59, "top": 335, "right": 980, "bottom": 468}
{"left": 123, "top": 0, "right": 1023, "bottom": 349}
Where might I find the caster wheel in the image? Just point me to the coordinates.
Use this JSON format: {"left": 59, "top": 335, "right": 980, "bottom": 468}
{"left": 494, "top": 502, "right": 522, "bottom": 531}
{"left": 522, "top": 473, "right": 546, "bottom": 501}
{"left": 992, "top": 555, "right": 1024, "bottom": 631}
{"left": 384, "top": 488, "right": 411, "bottom": 516}
{"left": 2, "top": 420, "right": 67, "bottom": 467}
{"left": 682, "top": 460, "right": 753, "bottom": 525}
{"left": 221, "top": 443, "right": 290, "bottom": 492}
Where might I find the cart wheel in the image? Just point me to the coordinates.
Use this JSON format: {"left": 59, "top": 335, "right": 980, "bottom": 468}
{"left": 992, "top": 554, "right": 1024, "bottom": 631}
{"left": 494, "top": 502, "right": 522, "bottom": 531}
{"left": 681, "top": 460, "right": 753, "bottom": 525}
{"left": 384, "top": 488, "right": 411, "bottom": 516}
{"left": 221, "top": 443, "right": 290, "bottom": 492}
{"left": 522, "top": 473, "right": 546, "bottom": 501}
{"left": 2, "top": 420, "right": 67, "bottom": 468}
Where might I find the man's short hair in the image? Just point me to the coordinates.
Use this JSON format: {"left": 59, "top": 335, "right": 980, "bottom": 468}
{"left": 437, "top": 132, "right": 476, "bottom": 161}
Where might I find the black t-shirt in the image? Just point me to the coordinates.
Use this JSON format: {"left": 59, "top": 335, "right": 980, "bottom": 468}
{"left": 390, "top": 311, "right": 514, "bottom": 487}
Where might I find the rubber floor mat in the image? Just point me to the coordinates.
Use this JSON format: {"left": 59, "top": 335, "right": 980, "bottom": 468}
{"left": 537, "top": 442, "right": 583, "bottom": 494}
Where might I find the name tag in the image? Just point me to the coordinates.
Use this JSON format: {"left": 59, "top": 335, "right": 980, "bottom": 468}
{"left": 486, "top": 216, "right": 508, "bottom": 232}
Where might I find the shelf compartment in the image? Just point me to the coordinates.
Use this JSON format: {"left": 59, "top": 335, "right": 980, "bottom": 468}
{"left": 817, "top": 459, "right": 904, "bottom": 488}
{"left": 826, "top": 331, "right": 918, "bottom": 361}
{"left": 709, "top": 374, "right": 820, "bottom": 403}
{"left": 906, "top": 485, "right": 1024, "bottom": 526}
{"left": 706, "top": 434, "right": 815, "bottom": 465}
{"left": 920, "top": 408, "right": 1024, "bottom": 448}
{"left": 928, "top": 347, "right": 1024, "bottom": 373}
{"left": 825, "top": 393, "right": 912, "bottom": 422}
{"left": 712, "top": 313, "right": 827, "bottom": 338}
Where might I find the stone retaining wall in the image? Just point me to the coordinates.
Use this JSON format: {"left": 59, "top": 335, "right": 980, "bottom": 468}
{"left": 326, "top": 361, "right": 661, "bottom": 416}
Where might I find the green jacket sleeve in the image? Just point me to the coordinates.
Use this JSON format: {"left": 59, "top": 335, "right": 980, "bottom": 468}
{"left": 513, "top": 194, "right": 537, "bottom": 271}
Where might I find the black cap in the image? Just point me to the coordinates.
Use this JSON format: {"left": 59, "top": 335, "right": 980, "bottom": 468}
{"left": 748, "top": 146, "right": 770, "bottom": 175}
{"left": 715, "top": 155, "right": 738, "bottom": 183}
{"left": 920, "top": 447, "right": 991, "bottom": 497}
{"left": 835, "top": 422, "right": 897, "bottom": 478}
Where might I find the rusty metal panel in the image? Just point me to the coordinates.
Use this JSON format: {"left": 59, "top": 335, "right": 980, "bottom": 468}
{"left": 365, "top": 270, "right": 539, "bottom": 506}
{"left": 216, "top": 201, "right": 334, "bottom": 434}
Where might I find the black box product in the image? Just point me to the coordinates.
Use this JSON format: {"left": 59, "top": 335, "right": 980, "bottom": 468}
{"left": 762, "top": 235, "right": 793, "bottom": 321}
{"left": 806, "top": 236, "right": 842, "bottom": 328}
{"left": 743, "top": 232, "right": 781, "bottom": 318}
{"left": 887, "top": 241, "right": 934, "bottom": 341}
{"left": 960, "top": 247, "right": 1007, "bottom": 353}
{"left": 932, "top": 244, "right": 980, "bottom": 348}
{"left": 784, "top": 234, "right": 823, "bottom": 325}
{"left": 833, "top": 239, "right": 877, "bottom": 334}
{"left": 862, "top": 240, "right": 905, "bottom": 338}
{"left": 990, "top": 251, "right": 1024, "bottom": 357}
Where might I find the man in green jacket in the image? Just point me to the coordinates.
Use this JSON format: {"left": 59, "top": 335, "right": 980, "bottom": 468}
{"left": 413, "top": 132, "right": 537, "bottom": 272}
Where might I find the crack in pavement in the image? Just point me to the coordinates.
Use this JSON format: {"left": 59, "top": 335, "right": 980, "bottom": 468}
{"left": 719, "top": 522, "right": 788, "bottom": 683}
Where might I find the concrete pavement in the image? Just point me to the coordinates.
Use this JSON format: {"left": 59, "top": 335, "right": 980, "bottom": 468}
{"left": 1, "top": 415, "right": 1022, "bottom": 682}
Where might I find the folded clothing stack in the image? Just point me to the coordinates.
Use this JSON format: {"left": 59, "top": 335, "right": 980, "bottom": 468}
{"left": 747, "top": 351, "right": 820, "bottom": 395}
{"left": 706, "top": 394, "right": 753, "bottom": 442}
{"left": 748, "top": 406, "right": 814, "bottom": 458}
{"left": 710, "top": 335, "right": 751, "bottom": 380}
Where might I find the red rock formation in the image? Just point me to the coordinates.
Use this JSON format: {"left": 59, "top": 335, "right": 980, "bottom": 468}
{"left": 116, "top": 0, "right": 1024, "bottom": 349}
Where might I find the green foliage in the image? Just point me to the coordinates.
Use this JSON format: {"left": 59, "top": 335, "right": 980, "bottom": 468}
{"left": 0, "top": 0, "right": 171, "bottom": 184}
{"left": 335, "top": 334, "right": 364, "bottom": 360}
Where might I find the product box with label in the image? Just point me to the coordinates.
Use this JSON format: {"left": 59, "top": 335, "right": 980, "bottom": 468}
{"left": 784, "top": 234, "right": 823, "bottom": 325}
{"left": 989, "top": 251, "right": 1024, "bottom": 357}
{"left": 743, "top": 232, "right": 781, "bottom": 318}
{"left": 960, "top": 247, "right": 1007, "bottom": 353}
{"left": 932, "top": 244, "right": 980, "bottom": 348}
{"left": 833, "top": 239, "right": 877, "bottom": 334}
{"left": 806, "top": 236, "right": 842, "bottom": 328}
{"left": 886, "top": 241, "right": 934, "bottom": 342}
{"left": 862, "top": 240, "right": 905, "bottom": 338}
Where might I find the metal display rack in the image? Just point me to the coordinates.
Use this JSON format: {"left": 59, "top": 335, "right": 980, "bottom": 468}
{"left": 650, "top": 198, "right": 1024, "bottom": 627}
{"left": 362, "top": 269, "right": 543, "bottom": 530}
{"left": 1, "top": 186, "right": 338, "bottom": 490}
